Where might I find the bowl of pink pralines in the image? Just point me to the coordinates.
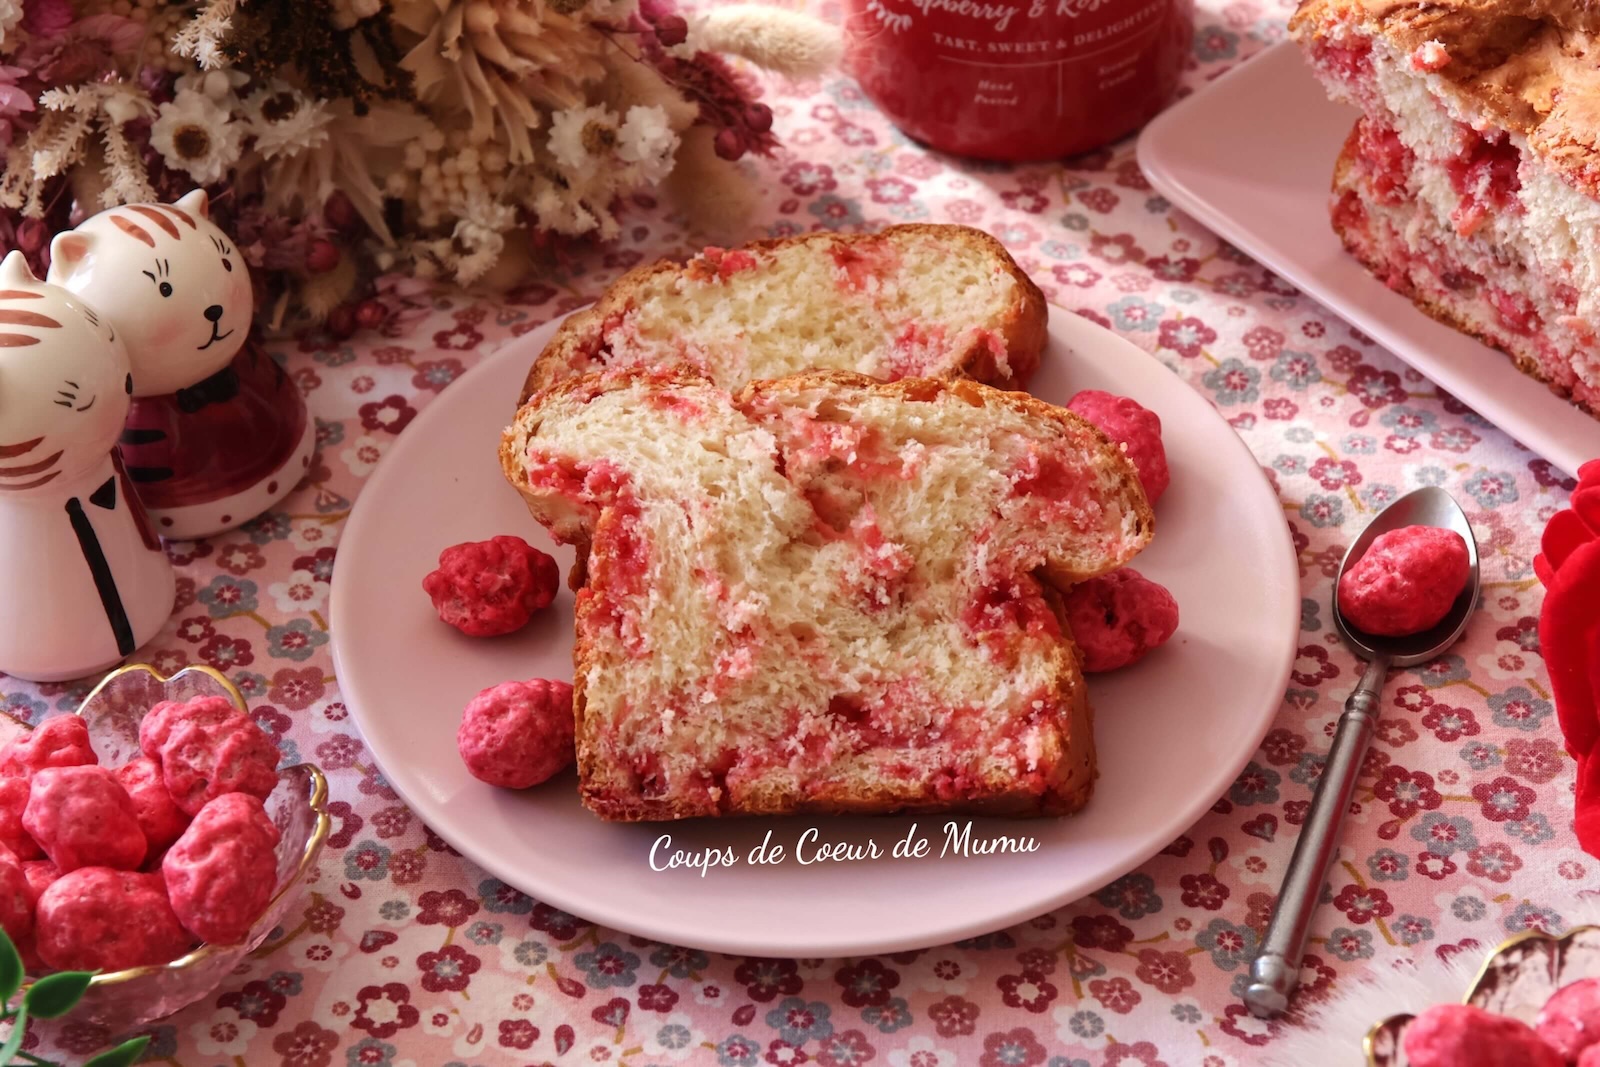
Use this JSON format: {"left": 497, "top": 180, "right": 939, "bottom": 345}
{"left": 1367, "top": 925, "right": 1600, "bottom": 1066}
{"left": 0, "top": 664, "right": 329, "bottom": 1034}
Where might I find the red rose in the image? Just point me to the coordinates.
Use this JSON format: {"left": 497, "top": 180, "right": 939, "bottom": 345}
{"left": 1535, "top": 458, "right": 1600, "bottom": 856}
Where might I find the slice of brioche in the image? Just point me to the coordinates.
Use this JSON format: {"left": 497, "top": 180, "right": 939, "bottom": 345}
{"left": 518, "top": 224, "right": 1048, "bottom": 402}
{"left": 499, "top": 367, "right": 1153, "bottom": 822}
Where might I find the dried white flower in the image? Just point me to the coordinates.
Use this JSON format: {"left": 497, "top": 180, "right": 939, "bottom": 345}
{"left": 172, "top": 0, "right": 239, "bottom": 70}
{"left": 452, "top": 195, "right": 515, "bottom": 285}
{"left": 0, "top": 83, "right": 156, "bottom": 215}
{"left": 150, "top": 88, "right": 242, "bottom": 184}
{"left": 617, "top": 105, "right": 677, "bottom": 183}
{"left": 243, "top": 83, "right": 331, "bottom": 159}
{"left": 547, "top": 102, "right": 617, "bottom": 181}
{"left": 532, "top": 180, "right": 598, "bottom": 237}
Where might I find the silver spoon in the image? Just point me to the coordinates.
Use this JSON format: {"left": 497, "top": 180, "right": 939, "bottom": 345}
{"left": 1243, "top": 486, "right": 1480, "bottom": 1018}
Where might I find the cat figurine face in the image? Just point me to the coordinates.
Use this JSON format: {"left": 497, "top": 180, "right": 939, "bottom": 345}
{"left": 47, "top": 189, "right": 252, "bottom": 398}
{"left": 0, "top": 251, "right": 132, "bottom": 497}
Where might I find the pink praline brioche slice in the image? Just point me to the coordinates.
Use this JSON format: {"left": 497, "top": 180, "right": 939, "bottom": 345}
{"left": 519, "top": 224, "right": 1048, "bottom": 400}
{"left": 1289, "top": 0, "right": 1600, "bottom": 415}
{"left": 500, "top": 366, "right": 1153, "bottom": 821}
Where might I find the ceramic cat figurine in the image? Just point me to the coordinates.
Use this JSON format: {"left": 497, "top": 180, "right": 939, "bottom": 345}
{"left": 0, "top": 251, "right": 175, "bottom": 681}
{"left": 47, "top": 190, "right": 313, "bottom": 541}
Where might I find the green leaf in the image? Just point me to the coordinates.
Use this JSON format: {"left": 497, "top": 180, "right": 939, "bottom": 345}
{"left": 0, "top": 1004, "right": 27, "bottom": 1066}
{"left": 83, "top": 1035, "right": 150, "bottom": 1067}
{"left": 21, "top": 971, "right": 92, "bottom": 1020}
{"left": 0, "top": 929, "right": 22, "bottom": 1006}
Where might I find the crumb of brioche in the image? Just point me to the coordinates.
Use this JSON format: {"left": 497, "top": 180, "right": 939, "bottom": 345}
{"left": 502, "top": 370, "right": 1152, "bottom": 820}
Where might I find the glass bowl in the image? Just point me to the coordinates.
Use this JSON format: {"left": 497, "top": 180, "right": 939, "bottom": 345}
{"left": 1366, "top": 925, "right": 1600, "bottom": 1065}
{"left": 0, "top": 664, "right": 331, "bottom": 1034}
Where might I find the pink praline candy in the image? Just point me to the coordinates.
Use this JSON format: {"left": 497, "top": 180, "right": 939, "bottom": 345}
{"left": 0, "top": 847, "right": 31, "bottom": 951}
{"left": 1065, "top": 390, "right": 1170, "bottom": 505}
{"left": 20, "top": 859, "right": 56, "bottom": 906}
{"left": 114, "top": 756, "right": 191, "bottom": 853}
{"left": 158, "top": 711, "right": 280, "bottom": 817}
{"left": 1537, "top": 977, "right": 1600, "bottom": 1061}
{"left": 35, "top": 868, "right": 192, "bottom": 972}
{"left": 1402, "top": 1003, "right": 1563, "bottom": 1067}
{"left": 162, "top": 792, "right": 281, "bottom": 945}
{"left": 1062, "top": 568, "right": 1180, "bottom": 672}
{"left": 1338, "top": 525, "right": 1470, "bottom": 636}
{"left": 0, "top": 715, "right": 96, "bottom": 779}
{"left": 138, "top": 695, "right": 238, "bottom": 762}
{"left": 0, "top": 779, "right": 41, "bottom": 860}
{"left": 457, "top": 679, "right": 576, "bottom": 789}
{"left": 22, "top": 765, "right": 146, "bottom": 873}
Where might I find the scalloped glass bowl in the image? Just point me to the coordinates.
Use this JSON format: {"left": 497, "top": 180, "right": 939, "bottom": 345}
{"left": 1366, "top": 925, "right": 1600, "bottom": 1066}
{"left": 0, "top": 664, "right": 330, "bottom": 1034}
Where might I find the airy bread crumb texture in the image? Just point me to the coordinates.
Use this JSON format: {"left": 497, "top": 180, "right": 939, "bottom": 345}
{"left": 1292, "top": 0, "right": 1600, "bottom": 409}
{"left": 1330, "top": 122, "right": 1600, "bottom": 412}
{"left": 501, "top": 368, "right": 1152, "bottom": 821}
{"left": 521, "top": 224, "right": 1047, "bottom": 400}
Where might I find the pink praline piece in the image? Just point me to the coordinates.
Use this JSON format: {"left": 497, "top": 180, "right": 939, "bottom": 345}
{"left": 1338, "top": 525, "right": 1470, "bottom": 636}
{"left": 1402, "top": 1003, "right": 1563, "bottom": 1067}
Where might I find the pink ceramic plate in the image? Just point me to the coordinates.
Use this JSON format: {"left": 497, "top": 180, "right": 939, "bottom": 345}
{"left": 329, "top": 310, "right": 1299, "bottom": 956}
{"left": 1137, "top": 41, "right": 1600, "bottom": 477}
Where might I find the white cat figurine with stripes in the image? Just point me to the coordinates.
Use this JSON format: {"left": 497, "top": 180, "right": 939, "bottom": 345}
{"left": 0, "top": 251, "right": 174, "bottom": 681}
{"left": 48, "top": 190, "right": 313, "bottom": 540}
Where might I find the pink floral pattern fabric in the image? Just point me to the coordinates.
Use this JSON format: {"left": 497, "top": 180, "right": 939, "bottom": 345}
{"left": 4, "top": 2, "right": 1593, "bottom": 1063}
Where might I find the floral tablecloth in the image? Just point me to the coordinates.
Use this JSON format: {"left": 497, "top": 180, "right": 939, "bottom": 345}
{"left": 7, "top": 1, "right": 1594, "bottom": 1064}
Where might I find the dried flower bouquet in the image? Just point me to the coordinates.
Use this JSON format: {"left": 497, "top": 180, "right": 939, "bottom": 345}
{"left": 0, "top": 0, "right": 838, "bottom": 333}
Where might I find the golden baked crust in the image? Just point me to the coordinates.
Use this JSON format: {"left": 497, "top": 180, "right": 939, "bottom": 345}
{"left": 517, "top": 224, "right": 1049, "bottom": 405}
{"left": 500, "top": 368, "right": 1150, "bottom": 822}
{"left": 1291, "top": 0, "right": 1600, "bottom": 192}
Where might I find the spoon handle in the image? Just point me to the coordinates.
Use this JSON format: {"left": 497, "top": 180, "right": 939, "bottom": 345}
{"left": 1244, "top": 653, "right": 1390, "bottom": 1019}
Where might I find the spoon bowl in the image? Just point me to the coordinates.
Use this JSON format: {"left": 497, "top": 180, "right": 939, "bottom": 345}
{"left": 1333, "top": 486, "right": 1481, "bottom": 666}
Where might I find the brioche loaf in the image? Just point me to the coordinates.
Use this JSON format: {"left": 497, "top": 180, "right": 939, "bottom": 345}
{"left": 518, "top": 224, "right": 1048, "bottom": 402}
{"left": 500, "top": 367, "right": 1153, "bottom": 821}
{"left": 1292, "top": 0, "right": 1600, "bottom": 414}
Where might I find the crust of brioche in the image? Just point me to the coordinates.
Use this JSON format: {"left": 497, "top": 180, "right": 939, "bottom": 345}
{"left": 1327, "top": 124, "right": 1600, "bottom": 416}
{"left": 516, "top": 224, "right": 1049, "bottom": 405}
{"left": 500, "top": 367, "right": 1146, "bottom": 822}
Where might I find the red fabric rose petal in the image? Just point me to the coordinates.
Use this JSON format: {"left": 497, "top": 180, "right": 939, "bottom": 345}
{"left": 1539, "top": 460, "right": 1600, "bottom": 858}
{"left": 1539, "top": 539, "right": 1600, "bottom": 763}
{"left": 1540, "top": 509, "right": 1596, "bottom": 576}
{"left": 1577, "top": 749, "right": 1600, "bottom": 859}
